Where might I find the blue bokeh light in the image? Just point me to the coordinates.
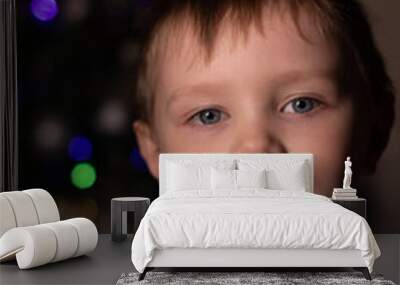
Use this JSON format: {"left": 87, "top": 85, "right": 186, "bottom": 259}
{"left": 129, "top": 148, "right": 148, "bottom": 172}
{"left": 68, "top": 136, "right": 93, "bottom": 161}
{"left": 30, "top": 0, "right": 58, "bottom": 22}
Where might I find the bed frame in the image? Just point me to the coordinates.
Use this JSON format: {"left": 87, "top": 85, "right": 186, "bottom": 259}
{"left": 139, "top": 153, "right": 371, "bottom": 280}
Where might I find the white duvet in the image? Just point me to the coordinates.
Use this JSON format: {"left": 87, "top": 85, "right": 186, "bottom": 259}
{"left": 131, "top": 190, "right": 380, "bottom": 273}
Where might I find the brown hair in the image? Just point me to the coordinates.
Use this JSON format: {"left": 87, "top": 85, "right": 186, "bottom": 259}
{"left": 133, "top": 0, "right": 395, "bottom": 174}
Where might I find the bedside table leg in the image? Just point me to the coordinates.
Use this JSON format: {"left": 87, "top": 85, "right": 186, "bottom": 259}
{"left": 111, "top": 202, "right": 125, "bottom": 241}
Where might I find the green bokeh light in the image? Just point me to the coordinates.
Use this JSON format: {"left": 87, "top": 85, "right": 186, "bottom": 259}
{"left": 71, "top": 163, "right": 97, "bottom": 189}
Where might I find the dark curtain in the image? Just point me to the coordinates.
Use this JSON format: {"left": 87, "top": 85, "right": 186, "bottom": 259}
{"left": 0, "top": 0, "right": 18, "bottom": 192}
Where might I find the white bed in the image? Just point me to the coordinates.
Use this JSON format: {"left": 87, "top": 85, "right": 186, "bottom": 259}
{"left": 131, "top": 153, "right": 380, "bottom": 280}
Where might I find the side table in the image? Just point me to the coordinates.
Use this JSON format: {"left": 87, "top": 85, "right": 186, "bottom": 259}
{"left": 111, "top": 197, "right": 150, "bottom": 242}
{"left": 331, "top": 197, "right": 366, "bottom": 219}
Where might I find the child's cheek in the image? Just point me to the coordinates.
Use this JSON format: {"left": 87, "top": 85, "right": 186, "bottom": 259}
{"left": 290, "top": 136, "right": 349, "bottom": 195}
{"left": 282, "top": 110, "right": 353, "bottom": 195}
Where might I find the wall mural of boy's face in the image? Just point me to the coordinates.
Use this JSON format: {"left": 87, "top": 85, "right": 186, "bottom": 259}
{"left": 134, "top": 12, "right": 354, "bottom": 196}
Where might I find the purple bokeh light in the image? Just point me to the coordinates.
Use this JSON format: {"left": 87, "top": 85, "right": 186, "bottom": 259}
{"left": 68, "top": 136, "right": 93, "bottom": 162}
{"left": 30, "top": 0, "right": 59, "bottom": 22}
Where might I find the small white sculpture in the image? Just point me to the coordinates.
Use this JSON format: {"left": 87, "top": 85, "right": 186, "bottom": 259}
{"left": 342, "top": 157, "right": 353, "bottom": 189}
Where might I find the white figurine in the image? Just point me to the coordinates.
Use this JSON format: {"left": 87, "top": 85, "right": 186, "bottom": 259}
{"left": 342, "top": 157, "right": 353, "bottom": 189}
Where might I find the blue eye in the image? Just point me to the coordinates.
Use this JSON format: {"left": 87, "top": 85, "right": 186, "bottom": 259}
{"left": 283, "top": 98, "right": 319, "bottom": 114}
{"left": 193, "top": 109, "right": 222, "bottom": 125}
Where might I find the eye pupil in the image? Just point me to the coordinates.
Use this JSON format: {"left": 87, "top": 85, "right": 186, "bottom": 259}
{"left": 293, "top": 99, "right": 313, "bottom": 113}
{"left": 296, "top": 100, "right": 306, "bottom": 109}
{"left": 199, "top": 109, "right": 221, "bottom": 125}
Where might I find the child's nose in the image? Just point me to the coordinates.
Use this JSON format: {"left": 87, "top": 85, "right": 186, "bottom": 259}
{"left": 233, "top": 123, "right": 285, "bottom": 153}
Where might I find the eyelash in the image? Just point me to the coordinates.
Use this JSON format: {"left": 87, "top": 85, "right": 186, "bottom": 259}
{"left": 188, "top": 97, "right": 322, "bottom": 126}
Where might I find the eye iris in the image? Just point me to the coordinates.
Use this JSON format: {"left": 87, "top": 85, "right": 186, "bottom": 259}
{"left": 199, "top": 110, "right": 220, "bottom": 124}
{"left": 293, "top": 99, "right": 313, "bottom": 113}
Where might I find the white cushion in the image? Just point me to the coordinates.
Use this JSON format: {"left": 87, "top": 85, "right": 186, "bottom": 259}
{"left": 165, "top": 159, "right": 236, "bottom": 170}
{"left": 1, "top": 191, "right": 39, "bottom": 227}
{"left": 166, "top": 160, "right": 236, "bottom": 191}
{"left": 236, "top": 169, "right": 267, "bottom": 189}
{"left": 211, "top": 168, "right": 236, "bottom": 190}
{"left": 42, "top": 221, "right": 79, "bottom": 262}
{"left": 211, "top": 169, "right": 268, "bottom": 190}
{"left": 23, "top": 189, "right": 60, "bottom": 224}
{"left": 0, "top": 226, "right": 57, "bottom": 269}
{"left": 238, "top": 159, "right": 308, "bottom": 191}
{"left": 166, "top": 162, "right": 211, "bottom": 191}
{"left": 0, "top": 218, "right": 97, "bottom": 269}
{"left": 267, "top": 166, "right": 307, "bottom": 191}
{"left": 65, "top": 218, "right": 98, "bottom": 257}
{"left": 0, "top": 196, "right": 17, "bottom": 237}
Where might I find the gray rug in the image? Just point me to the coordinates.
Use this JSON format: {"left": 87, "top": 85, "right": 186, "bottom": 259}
{"left": 116, "top": 272, "right": 396, "bottom": 285}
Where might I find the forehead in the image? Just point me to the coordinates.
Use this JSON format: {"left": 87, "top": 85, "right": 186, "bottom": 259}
{"left": 151, "top": 7, "right": 338, "bottom": 100}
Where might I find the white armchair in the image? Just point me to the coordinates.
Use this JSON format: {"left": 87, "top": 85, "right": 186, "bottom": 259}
{"left": 0, "top": 189, "right": 97, "bottom": 269}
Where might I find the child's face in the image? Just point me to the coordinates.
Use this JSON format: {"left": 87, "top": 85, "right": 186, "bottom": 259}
{"left": 135, "top": 12, "right": 354, "bottom": 196}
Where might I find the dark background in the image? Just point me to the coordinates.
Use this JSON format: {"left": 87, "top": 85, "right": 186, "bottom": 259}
{"left": 17, "top": 0, "right": 400, "bottom": 233}
{"left": 17, "top": 0, "right": 158, "bottom": 233}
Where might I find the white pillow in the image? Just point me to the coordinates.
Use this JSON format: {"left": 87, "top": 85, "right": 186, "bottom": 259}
{"left": 211, "top": 169, "right": 268, "bottom": 190}
{"left": 166, "top": 162, "right": 211, "bottom": 191}
{"left": 165, "top": 160, "right": 236, "bottom": 192}
{"left": 266, "top": 167, "right": 307, "bottom": 191}
{"left": 211, "top": 168, "right": 236, "bottom": 190}
{"left": 166, "top": 159, "right": 236, "bottom": 170}
{"left": 236, "top": 169, "right": 267, "bottom": 189}
{"left": 238, "top": 159, "right": 308, "bottom": 191}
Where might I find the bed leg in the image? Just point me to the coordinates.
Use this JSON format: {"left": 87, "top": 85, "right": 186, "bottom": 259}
{"left": 354, "top": 267, "right": 371, "bottom": 280}
{"left": 138, "top": 268, "right": 148, "bottom": 281}
{"left": 362, "top": 268, "right": 372, "bottom": 280}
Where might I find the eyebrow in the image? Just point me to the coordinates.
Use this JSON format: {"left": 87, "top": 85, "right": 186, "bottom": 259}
{"left": 166, "top": 81, "right": 229, "bottom": 110}
{"left": 166, "top": 68, "right": 338, "bottom": 109}
{"left": 271, "top": 68, "right": 338, "bottom": 85}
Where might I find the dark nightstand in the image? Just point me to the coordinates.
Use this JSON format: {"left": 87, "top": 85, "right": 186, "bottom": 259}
{"left": 111, "top": 197, "right": 150, "bottom": 241}
{"left": 331, "top": 198, "right": 366, "bottom": 219}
